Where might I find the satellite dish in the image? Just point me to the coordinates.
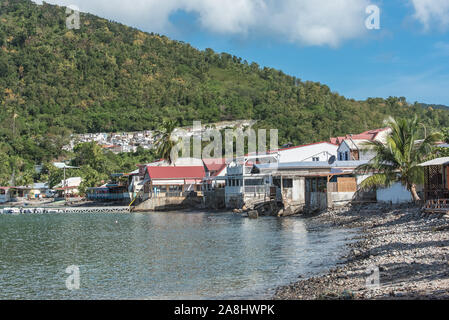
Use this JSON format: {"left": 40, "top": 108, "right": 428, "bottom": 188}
{"left": 328, "top": 155, "right": 337, "bottom": 165}
{"left": 251, "top": 165, "right": 260, "bottom": 174}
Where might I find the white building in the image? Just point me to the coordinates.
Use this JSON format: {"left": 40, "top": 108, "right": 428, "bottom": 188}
{"left": 224, "top": 142, "right": 340, "bottom": 209}
{"left": 335, "top": 128, "right": 391, "bottom": 161}
{"left": 0, "top": 187, "right": 11, "bottom": 203}
{"left": 55, "top": 177, "right": 83, "bottom": 197}
{"left": 334, "top": 128, "right": 415, "bottom": 204}
{"left": 277, "top": 142, "right": 338, "bottom": 163}
{"left": 376, "top": 182, "right": 415, "bottom": 204}
{"left": 337, "top": 139, "right": 377, "bottom": 161}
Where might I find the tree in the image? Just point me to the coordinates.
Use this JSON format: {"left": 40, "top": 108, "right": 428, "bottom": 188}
{"left": 155, "top": 120, "right": 179, "bottom": 165}
{"left": 78, "top": 165, "right": 106, "bottom": 196}
{"left": 15, "top": 168, "right": 34, "bottom": 187}
{"left": 72, "top": 142, "right": 106, "bottom": 172}
{"left": 441, "top": 128, "right": 449, "bottom": 144}
{"left": 356, "top": 116, "right": 442, "bottom": 202}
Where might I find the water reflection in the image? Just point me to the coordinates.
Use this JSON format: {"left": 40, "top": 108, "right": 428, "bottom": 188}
{"left": 0, "top": 212, "right": 356, "bottom": 299}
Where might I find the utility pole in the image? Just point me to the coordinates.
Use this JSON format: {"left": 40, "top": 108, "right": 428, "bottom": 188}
{"left": 53, "top": 163, "right": 79, "bottom": 205}
{"left": 64, "top": 166, "right": 67, "bottom": 204}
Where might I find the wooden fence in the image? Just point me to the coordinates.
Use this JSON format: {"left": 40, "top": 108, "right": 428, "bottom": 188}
{"left": 337, "top": 177, "right": 357, "bottom": 192}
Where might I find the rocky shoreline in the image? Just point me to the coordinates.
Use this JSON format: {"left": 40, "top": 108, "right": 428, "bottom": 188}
{"left": 274, "top": 203, "right": 449, "bottom": 300}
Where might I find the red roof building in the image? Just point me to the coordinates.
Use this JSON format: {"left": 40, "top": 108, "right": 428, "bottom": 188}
{"left": 331, "top": 128, "right": 390, "bottom": 145}
{"left": 144, "top": 166, "right": 206, "bottom": 189}
{"left": 146, "top": 166, "right": 205, "bottom": 180}
{"left": 202, "top": 158, "right": 227, "bottom": 177}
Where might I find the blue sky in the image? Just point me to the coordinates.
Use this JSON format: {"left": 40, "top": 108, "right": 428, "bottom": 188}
{"left": 33, "top": 0, "right": 449, "bottom": 105}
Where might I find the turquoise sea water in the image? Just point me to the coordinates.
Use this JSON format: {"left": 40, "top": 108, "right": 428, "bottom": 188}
{"left": 0, "top": 211, "right": 356, "bottom": 299}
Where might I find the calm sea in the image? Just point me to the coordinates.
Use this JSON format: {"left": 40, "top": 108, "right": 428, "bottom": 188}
{"left": 0, "top": 211, "right": 356, "bottom": 299}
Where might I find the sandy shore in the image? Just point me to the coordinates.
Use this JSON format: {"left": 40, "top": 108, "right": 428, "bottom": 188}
{"left": 274, "top": 203, "right": 449, "bottom": 300}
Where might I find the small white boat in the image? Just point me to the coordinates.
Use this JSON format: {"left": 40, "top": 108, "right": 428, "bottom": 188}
{"left": 3, "top": 208, "right": 21, "bottom": 214}
{"left": 47, "top": 209, "right": 62, "bottom": 214}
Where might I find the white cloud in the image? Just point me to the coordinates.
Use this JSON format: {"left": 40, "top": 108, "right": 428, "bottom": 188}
{"left": 410, "top": 0, "right": 449, "bottom": 31}
{"left": 268, "top": 0, "right": 370, "bottom": 46}
{"left": 32, "top": 0, "right": 371, "bottom": 47}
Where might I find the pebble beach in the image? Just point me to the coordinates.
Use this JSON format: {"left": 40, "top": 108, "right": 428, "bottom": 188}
{"left": 274, "top": 203, "right": 449, "bottom": 300}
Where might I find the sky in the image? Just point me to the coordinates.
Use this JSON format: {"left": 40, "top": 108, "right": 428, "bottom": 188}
{"left": 32, "top": 0, "right": 449, "bottom": 105}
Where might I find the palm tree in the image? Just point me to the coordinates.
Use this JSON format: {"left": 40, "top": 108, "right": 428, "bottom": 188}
{"left": 356, "top": 116, "right": 442, "bottom": 202}
{"left": 155, "top": 120, "right": 179, "bottom": 165}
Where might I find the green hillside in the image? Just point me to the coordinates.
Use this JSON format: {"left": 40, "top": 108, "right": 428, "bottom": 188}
{"left": 1, "top": 0, "right": 449, "bottom": 185}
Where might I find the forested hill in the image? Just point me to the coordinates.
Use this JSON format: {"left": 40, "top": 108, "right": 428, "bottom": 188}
{"left": 2, "top": 0, "right": 449, "bottom": 165}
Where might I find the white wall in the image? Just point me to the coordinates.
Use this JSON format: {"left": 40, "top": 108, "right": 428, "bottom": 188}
{"left": 0, "top": 194, "right": 9, "bottom": 203}
{"left": 376, "top": 182, "right": 412, "bottom": 204}
{"left": 359, "top": 148, "right": 377, "bottom": 161}
{"left": 279, "top": 143, "right": 338, "bottom": 163}
{"left": 330, "top": 192, "right": 356, "bottom": 206}
{"left": 291, "top": 178, "right": 305, "bottom": 203}
{"left": 337, "top": 140, "right": 376, "bottom": 161}
{"left": 337, "top": 142, "right": 351, "bottom": 161}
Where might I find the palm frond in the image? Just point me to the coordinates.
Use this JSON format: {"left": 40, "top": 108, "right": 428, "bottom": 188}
{"left": 359, "top": 173, "right": 395, "bottom": 191}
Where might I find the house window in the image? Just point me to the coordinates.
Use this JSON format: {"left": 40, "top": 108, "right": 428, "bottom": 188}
{"left": 312, "top": 157, "right": 319, "bottom": 162}
{"left": 283, "top": 179, "right": 293, "bottom": 189}
{"left": 345, "top": 151, "right": 349, "bottom": 161}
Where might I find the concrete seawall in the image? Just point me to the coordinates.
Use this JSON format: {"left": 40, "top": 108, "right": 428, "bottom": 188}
{"left": 133, "top": 196, "right": 202, "bottom": 212}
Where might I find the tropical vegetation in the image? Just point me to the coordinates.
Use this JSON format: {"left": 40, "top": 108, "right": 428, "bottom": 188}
{"left": 356, "top": 117, "right": 442, "bottom": 201}
{"left": 2, "top": 0, "right": 449, "bottom": 188}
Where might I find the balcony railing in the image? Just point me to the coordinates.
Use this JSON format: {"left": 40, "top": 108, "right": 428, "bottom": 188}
{"left": 87, "top": 193, "right": 131, "bottom": 201}
{"left": 147, "top": 191, "right": 200, "bottom": 198}
{"left": 244, "top": 186, "right": 270, "bottom": 195}
{"left": 424, "top": 189, "right": 449, "bottom": 201}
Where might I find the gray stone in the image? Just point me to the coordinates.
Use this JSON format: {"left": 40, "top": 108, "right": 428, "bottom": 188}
{"left": 248, "top": 210, "right": 259, "bottom": 219}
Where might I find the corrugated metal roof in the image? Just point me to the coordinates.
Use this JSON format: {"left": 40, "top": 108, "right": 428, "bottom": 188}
{"left": 343, "top": 139, "right": 373, "bottom": 150}
{"left": 53, "top": 162, "right": 79, "bottom": 169}
{"left": 203, "top": 158, "right": 227, "bottom": 173}
{"left": 147, "top": 166, "right": 205, "bottom": 179}
{"left": 419, "top": 157, "right": 449, "bottom": 167}
{"left": 256, "top": 160, "right": 369, "bottom": 170}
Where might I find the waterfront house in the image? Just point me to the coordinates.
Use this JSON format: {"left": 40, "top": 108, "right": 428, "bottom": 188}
{"left": 0, "top": 187, "right": 12, "bottom": 203}
{"left": 202, "top": 158, "right": 229, "bottom": 209}
{"left": 87, "top": 184, "right": 131, "bottom": 202}
{"left": 334, "top": 128, "right": 391, "bottom": 161}
{"left": 27, "top": 183, "right": 50, "bottom": 199}
{"left": 418, "top": 157, "right": 449, "bottom": 213}
{"left": 132, "top": 163, "right": 206, "bottom": 211}
{"left": 419, "top": 157, "right": 449, "bottom": 200}
{"left": 224, "top": 154, "right": 278, "bottom": 209}
{"left": 54, "top": 177, "right": 82, "bottom": 198}
{"left": 202, "top": 158, "right": 228, "bottom": 191}
{"left": 224, "top": 142, "right": 340, "bottom": 209}
{"left": 254, "top": 160, "right": 371, "bottom": 213}
{"left": 86, "top": 169, "right": 144, "bottom": 204}
{"left": 142, "top": 165, "right": 206, "bottom": 198}
{"left": 1, "top": 183, "right": 50, "bottom": 201}
{"left": 333, "top": 128, "right": 416, "bottom": 204}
